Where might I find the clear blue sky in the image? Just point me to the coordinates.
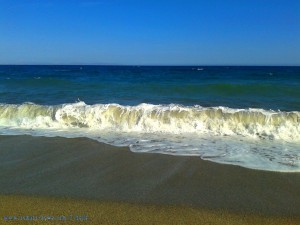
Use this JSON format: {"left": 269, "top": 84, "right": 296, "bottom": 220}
{"left": 0, "top": 0, "right": 299, "bottom": 65}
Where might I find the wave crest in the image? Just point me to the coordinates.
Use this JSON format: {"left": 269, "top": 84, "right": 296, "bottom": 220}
{"left": 0, "top": 102, "right": 299, "bottom": 141}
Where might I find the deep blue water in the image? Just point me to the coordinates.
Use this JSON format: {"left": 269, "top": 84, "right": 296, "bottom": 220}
{"left": 1, "top": 65, "right": 300, "bottom": 111}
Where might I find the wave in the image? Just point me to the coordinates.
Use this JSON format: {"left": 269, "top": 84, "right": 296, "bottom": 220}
{"left": 1, "top": 102, "right": 299, "bottom": 172}
{"left": 0, "top": 102, "right": 299, "bottom": 141}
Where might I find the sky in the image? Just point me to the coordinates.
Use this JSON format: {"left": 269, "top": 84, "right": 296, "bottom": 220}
{"left": 0, "top": 0, "right": 299, "bottom": 65}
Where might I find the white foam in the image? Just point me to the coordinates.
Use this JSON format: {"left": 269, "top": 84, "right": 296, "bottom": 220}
{"left": 0, "top": 102, "right": 299, "bottom": 172}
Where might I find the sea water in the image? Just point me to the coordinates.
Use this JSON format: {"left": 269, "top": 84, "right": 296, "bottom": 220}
{"left": 0, "top": 65, "right": 299, "bottom": 172}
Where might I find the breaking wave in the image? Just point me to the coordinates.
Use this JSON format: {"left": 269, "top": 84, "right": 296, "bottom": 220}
{"left": 0, "top": 101, "right": 299, "bottom": 141}
{"left": 0, "top": 102, "right": 299, "bottom": 172}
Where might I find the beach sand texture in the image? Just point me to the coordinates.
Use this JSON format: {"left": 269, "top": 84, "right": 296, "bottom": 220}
{"left": 0, "top": 135, "right": 300, "bottom": 224}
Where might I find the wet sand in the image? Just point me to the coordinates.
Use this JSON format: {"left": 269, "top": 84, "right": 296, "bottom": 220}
{"left": 0, "top": 135, "right": 300, "bottom": 224}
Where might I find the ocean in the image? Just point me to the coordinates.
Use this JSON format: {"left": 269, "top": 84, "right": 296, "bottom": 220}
{"left": 0, "top": 65, "right": 299, "bottom": 172}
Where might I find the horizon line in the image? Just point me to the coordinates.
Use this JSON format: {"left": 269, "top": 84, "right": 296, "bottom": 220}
{"left": 0, "top": 64, "right": 299, "bottom": 67}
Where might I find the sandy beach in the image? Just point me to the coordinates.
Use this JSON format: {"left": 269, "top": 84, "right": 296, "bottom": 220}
{"left": 0, "top": 135, "right": 300, "bottom": 224}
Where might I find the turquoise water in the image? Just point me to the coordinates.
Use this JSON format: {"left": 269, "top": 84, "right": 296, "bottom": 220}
{"left": 0, "top": 65, "right": 299, "bottom": 172}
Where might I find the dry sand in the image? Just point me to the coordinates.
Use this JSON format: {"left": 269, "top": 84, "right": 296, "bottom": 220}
{"left": 0, "top": 135, "right": 299, "bottom": 224}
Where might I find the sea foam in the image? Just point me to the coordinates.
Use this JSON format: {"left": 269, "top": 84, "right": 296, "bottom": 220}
{"left": 1, "top": 101, "right": 299, "bottom": 140}
{"left": 0, "top": 102, "right": 299, "bottom": 172}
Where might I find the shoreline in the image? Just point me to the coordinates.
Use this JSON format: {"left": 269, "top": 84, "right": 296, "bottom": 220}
{"left": 0, "top": 135, "right": 300, "bottom": 223}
